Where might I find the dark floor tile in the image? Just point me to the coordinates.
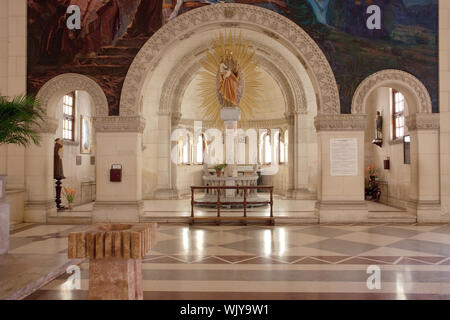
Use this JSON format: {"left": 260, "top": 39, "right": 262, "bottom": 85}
{"left": 293, "top": 226, "right": 353, "bottom": 238}
{"left": 367, "top": 226, "right": 421, "bottom": 238}
{"left": 303, "top": 239, "right": 378, "bottom": 255}
{"left": 388, "top": 239, "right": 450, "bottom": 256}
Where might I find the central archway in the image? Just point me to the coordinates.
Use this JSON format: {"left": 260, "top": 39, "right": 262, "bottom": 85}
{"left": 119, "top": 3, "right": 340, "bottom": 116}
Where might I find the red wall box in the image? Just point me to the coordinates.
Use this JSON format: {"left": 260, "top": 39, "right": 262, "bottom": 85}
{"left": 110, "top": 165, "right": 122, "bottom": 182}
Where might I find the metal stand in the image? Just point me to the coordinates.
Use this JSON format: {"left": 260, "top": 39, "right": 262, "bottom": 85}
{"left": 55, "top": 178, "right": 66, "bottom": 211}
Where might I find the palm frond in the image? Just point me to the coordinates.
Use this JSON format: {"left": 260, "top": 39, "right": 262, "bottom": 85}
{"left": 0, "top": 94, "right": 44, "bottom": 147}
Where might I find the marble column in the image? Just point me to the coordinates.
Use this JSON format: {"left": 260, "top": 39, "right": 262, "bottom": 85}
{"left": 0, "top": 202, "right": 10, "bottom": 254}
{"left": 406, "top": 113, "right": 442, "bottom": 222}
{"left": 154, "top": 111, "right": 179, "bottom": 199}
{"left": 24, "top": 117, "right": 59, "bottom": 222}
{"left": 92, "top": 116, "right": 145, "bottom": 223}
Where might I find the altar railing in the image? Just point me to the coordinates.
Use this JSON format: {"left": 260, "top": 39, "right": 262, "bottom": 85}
{"left": 190, "top": 185, "right": 274, "bottom": 225}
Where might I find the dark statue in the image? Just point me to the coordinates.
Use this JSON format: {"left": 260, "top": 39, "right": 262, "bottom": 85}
{"left": 372, "top": 111, "right": 383, "bottom": 148}
{"left": 54, "top": 138, "right": 66, "bottom": 210}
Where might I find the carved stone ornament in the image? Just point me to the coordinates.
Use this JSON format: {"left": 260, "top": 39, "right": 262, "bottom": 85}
{"left": 93, "top": 116, "right": 146, "bottom": 133}
{"left": 314, "top": 114, "right": 367, "bottom": 131}
{"left": 32, "top": 116, "right": 59, "bottom": 134}
{"left": 351, "top": 69, "right": 432, "bottom": 114}
{"left": 120, "top": 3, "right": 339, "bottom": 116}
{"left": 406, "top": 113, "right": 440, "bottom": 131}
{"left": 36, "top": 73, "right": 109, "bottom": 117}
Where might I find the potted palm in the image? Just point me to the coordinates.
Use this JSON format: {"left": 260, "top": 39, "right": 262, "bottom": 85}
{"left": 214, "top": 164, "right": 227, "bottom": 177}
{"left": 0, "top": 94, "right": 43, "bottom": 191}
{"left": 0, "top": 94, "right": 44, "bottom": 147}
{"left": 0, "top": 94, "right": 43, "bottom": 254}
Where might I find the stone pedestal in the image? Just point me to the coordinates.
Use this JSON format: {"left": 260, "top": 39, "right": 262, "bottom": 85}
{"left": 314, "top": 115, "right": 368, "bottom": 223}
{"left": 68, "top": 223, "right": 157, "bottom": 300}
{"left": 0, "top": 203, "right": 10, "bottom": 255}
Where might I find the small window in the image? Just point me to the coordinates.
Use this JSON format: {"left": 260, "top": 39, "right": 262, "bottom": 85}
{"left": 178, "top": 130, "right": 192, "bottom": 165}
{"left": 259, "top": 130, "right": 272, "bottom": 165}
{"left": 279, "top": 129, "right": 288, "bottom": 164}
{"left": 392, "top": 90, "right": 405, "bottom": 140}
{"left": 403, "top": 135, "right": 411, "bottom": 164}
{"left": 195, "top": 133, "right": 205, "bottom": 164}
{"left": 62, "top": 92, "right": 75, "bottom": 141}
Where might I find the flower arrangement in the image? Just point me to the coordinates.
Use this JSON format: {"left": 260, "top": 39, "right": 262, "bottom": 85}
{"left": 365, "top": 164, "right": 380, "bottom": 201}
{"left": 214, "top": 164, "right": 227, "bottom": 177}
{"left": 367, "top": 164, "right": 377, "bottom": 178}
{"left": 62, "top": 187, "right": 76, "bottom": 209}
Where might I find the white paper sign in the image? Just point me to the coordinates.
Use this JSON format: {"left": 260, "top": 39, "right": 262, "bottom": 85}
{"left": 330, "top": 138, "right": 358, "bottom": 176}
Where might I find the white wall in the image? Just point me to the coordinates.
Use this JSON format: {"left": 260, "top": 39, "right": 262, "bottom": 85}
{"left": 55, "top": 91, "right": 96, "bottom": 205}
{"left": 0, "top": 0, "right": 27, "bottom": 225}
{"left": 364, "top": 87, "right": 411, "bottom": 208}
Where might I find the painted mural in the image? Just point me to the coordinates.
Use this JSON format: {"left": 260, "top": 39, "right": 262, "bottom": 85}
{"left": 27, "top": 0, "right": 439, "bottom": 115}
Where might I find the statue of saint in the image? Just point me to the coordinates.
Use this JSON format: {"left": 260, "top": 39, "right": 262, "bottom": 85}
{"left": 54, "top": 138, "right": 65, "bottom": 180}
{"left": 217, "top": 50, "right": 242, "bottom": 107}
{"left": 375, "top": 111, "right": 383, "bottom": 140}
{"left": 372, "top": 111, "right": 383, "bottom": 147}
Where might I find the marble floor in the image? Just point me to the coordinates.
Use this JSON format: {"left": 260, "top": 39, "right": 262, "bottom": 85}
{"left": 1, "top": 224, "right": 84, "bottom": 300}
{"left": 14, "top": 222, "right": 450, "bottom": 300}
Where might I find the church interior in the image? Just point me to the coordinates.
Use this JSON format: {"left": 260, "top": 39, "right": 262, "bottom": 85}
{"left": 1, "top": 0, "right": 450, "bottom": 302}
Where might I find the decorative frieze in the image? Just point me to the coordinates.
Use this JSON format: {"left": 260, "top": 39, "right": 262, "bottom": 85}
{"left": 314, "top": 114, "right": 367, "bottom": 131}
{"left": 93, "top": 116, "right": 146, "bottom": 133}
{"left": 36, "top": 73, "right": 109, "bottom": 117}
{"left": 32, "top": 116, "right": 59, "bottom": 134}
{"left": 406, "top": 113, "right": 440, "bottom": 131}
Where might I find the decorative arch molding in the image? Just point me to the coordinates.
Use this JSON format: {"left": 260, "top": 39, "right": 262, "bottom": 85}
{"left": 158, "top": 42, "right": 308, "bottom": 121}
{"left": 351, "top": 69, "right": 433, "bottom": 114}
{"left": 121, "top": 3, "right": 339, "bottom": 116}
{"left": 36, "top": 73, "right": 109, "bottom": 117}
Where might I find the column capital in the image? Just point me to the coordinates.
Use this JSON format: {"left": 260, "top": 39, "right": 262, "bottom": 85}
{"left": 93, "top": 116, "right": 146, "bottom": 133}
{"left": 406, "top": 113, "right": 440, "bottom": 131}
{"left": 314, "top": 114, "right": 367, "bottom": 132}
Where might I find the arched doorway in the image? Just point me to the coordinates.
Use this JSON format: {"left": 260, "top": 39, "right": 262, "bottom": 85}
{"left": 352, "top": 69, "right": 440, "bottom": 222}
{"left": 24, "top": 73, "right": 107, "bottom": 222}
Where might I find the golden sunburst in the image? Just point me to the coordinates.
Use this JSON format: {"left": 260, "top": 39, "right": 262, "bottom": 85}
{"left": 198, "top": 30, "right": 262, "bottom": 127}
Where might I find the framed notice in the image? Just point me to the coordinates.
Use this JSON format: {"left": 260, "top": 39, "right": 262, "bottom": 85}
{"left": 330, "top": 138, "right": 358, "bottom": 176}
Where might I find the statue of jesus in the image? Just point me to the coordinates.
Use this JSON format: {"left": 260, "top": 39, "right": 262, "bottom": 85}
{"left": 217, "top": 50, "right": 241, "bottom": 106}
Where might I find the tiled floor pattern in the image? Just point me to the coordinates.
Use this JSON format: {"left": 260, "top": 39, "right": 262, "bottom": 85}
{"left": 0, "top": 224, "right": 84, "bottom": 300}
{"left": 20, "top": 223, "right": 450, "bottom": 300}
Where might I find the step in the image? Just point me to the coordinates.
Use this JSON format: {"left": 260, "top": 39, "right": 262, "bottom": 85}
{"left": 115, "top": 37, "right": 149, "bottom": 48}
{"left": 368, "top": 211, "right": 417, "bottom": 224}
{"left": 77, "top": 55, "right": 134, "bottom": 66}
{"left": 100, "top": 46, "right": 140, "bottom": 56}
{"left": 70, "top": 64, "right": 130, "bottom": 75}
{"left": 47, "top": 216, "right": 92, "bottom": 225}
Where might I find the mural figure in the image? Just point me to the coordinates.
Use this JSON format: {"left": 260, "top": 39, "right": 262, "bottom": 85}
{"left": 127, "top": 0, "right": 163, "bottom": 37}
